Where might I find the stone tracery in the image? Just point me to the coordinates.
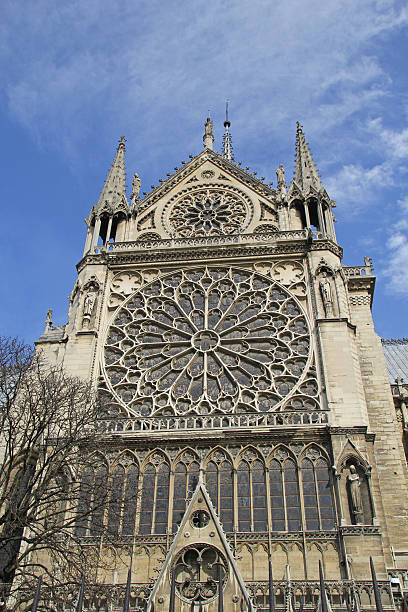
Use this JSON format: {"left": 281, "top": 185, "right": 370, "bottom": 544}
{"left": 103, "top": 266, "right": 313, "bottom": 417}
{"left": 168, "top": 188, "right": 249, "bottom": 237}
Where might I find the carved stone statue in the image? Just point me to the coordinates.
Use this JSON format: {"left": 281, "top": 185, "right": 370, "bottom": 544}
{"left": 131, "top": 173, "right": 141, "bottom": 202}
{"left": 276, "top": 164, "right": 287, "bottom": 195}
{"left": 203, "top": 116, "right": 214, "bottom": 149}
{"left": 319, "top": 273, "right": 334, "bottom": 317}
{"left": 45, "top": 309, "right": 53, "bottom": 331}
{"left": 347, "top": 465, "right": 363, "bottom": 524}
{"left": 204, "top": 117, "right": 213, "bottom": 137}
{"left": 83, "top": 291, "right": 97, "bottom": 318}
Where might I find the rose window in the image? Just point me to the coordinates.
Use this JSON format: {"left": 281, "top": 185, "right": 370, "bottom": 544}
{"left": 103, "top": 267, "right": 312, "bottom": 417}
{"left": 168, "top": 189, "right": 248, "bottom": 236}
{"left": 173, "top": 545, "right": 228, "bottom": 603}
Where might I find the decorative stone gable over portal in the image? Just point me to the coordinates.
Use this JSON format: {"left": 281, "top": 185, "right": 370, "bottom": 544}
{"left": 36, "top": 115, "right": 408, "bottom": 611}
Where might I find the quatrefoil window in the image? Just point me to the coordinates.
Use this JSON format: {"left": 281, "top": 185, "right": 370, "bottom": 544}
{"left": 103, "top": 267, "right": 312, "bottom": 417}
{"left": 191, "top": 510, "right": 210, "bottom": 528}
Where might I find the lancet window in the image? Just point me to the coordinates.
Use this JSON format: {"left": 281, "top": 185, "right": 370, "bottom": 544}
{"left": 74, "top": 464, "right": 109, "bottom": 537}
{"left": 269, "top": 458, "right": 302, "bottom": 532}
{"left": 172, "top": 460, "right": 200, "bottom": 532}
{"left": 301, "top": 456, "right": 335, "bottom": 531}
{"left": 205, "top": 457, "right": 234, "bottom": 531}
{"left": 237, "top": 458, "right": 268, "bottom": 532}
{"left": 139, "top": 458, "right": 170, "bottom": 534}
{"left": 107, "top": 461, "right": 139, "bottom": 536}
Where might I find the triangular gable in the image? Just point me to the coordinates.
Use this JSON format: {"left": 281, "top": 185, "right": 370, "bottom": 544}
{"left": 335, "top": 438, "right": 370, "bottom": 471}
{"left": 136, "top": 149, "right": 276, "bottom": 215}
{"left": 147, "top": 478, "right": 253, "bottom": 612}
{"left": 134, "top": 150, "right": 280, "bottom": 239}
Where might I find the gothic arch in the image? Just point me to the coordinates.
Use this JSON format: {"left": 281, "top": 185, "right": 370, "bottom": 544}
{"left": 336, "top": 438, "right": 370, "bottom": 472}
{"left": 141, "top": 449, "right": 170, "bottom": 471}
{"left": 172, "top": 447, "right": 200, "bottom": 468}
{"left": 267, "top": 443, "right": 297, "bottom": 466}
{"left": 236, "top": 445, "right": 266, "bottom": 467}
{"left": 88, "top": 450, "right": 109, "bottom": 465}
{"left": 203, "top": 446, "right": 233, "bottom": 468}
{"left": 314, "top": 259, "right": 335, "bottom": 278}
{"left": 112, "top": 449, "right": 139, "bottom": 470}
{"left": 299, "top": 442, "right": 331, "bottom": 464}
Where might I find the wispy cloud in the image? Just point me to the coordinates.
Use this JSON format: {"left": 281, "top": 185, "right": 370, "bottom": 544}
{"left": 1, "top": 0, "right": 407, "bottom": 163}
{"left": 384, "top": 196, "right": 408, "bottom": 295}
{"left": 325, "top": 162, "right": 393, "bottom": 213}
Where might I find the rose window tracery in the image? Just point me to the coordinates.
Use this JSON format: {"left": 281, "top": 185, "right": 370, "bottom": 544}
{"left": 168, "top": 189, "right": 249, "bottom": 237}
{"left": 103, "top": 267, "right": 313, "bottom": 417}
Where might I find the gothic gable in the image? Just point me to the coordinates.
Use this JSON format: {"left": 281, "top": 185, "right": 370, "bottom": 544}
{"left": 147, "top": 479, "right": 252, "bottom": 612}
{"left": 132, "top": 151, "right": 280, "bottom": 240}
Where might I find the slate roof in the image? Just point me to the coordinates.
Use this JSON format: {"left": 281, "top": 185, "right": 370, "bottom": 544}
{"left": 381, "top": 338, "right": 408, "bottom": 383}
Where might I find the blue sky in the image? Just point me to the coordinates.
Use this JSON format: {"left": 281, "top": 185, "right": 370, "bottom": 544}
{"left": 1, "top": 0, "right": 407, "bottom": 345}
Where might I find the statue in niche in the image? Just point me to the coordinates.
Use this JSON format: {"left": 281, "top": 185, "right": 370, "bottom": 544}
{"left": 347, "top": 464, "right": 363, "bottom": 524}
{"left": 319, "top": 272, "right": 334, "bottom": 317}
{"left": 276, "top": 164, "right": 287, "bottom": 196}
{"left": 82, "top": 290, "right": 97, "bottom": 327}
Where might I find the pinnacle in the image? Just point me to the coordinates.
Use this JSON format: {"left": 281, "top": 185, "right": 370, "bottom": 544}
{"left": 95, "top": 136, "right": 129, "bottom": 213}
{"left": 293, "top": 122, "right": 323, "bottom": 193}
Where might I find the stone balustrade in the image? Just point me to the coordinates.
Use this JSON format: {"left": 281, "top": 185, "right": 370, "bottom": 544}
{"left": 93, "top": 229, "right": 310, "bottom": 254}
{"left": 95, "top": 410, "right": 329, "bottom": 435}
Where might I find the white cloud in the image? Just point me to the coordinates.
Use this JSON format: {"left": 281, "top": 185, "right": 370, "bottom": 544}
{"left": 325, "top": 162, "right": 393, "bottom": 212}
{"left": 0, "top": 0, "right": 407, "bottom": 159}
{"left": 367, "top": 118, "right": 408, "bottom": 159}
{"left": 384, "top": 195, "right": 408, "bottom": 295}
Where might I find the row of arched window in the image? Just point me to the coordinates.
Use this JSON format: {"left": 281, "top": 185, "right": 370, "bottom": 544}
{"left": 74, "top": 449, "right": 336, "bottom": 536}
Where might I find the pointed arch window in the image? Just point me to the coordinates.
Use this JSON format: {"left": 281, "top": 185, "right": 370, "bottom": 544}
{"left": 139, "top": 459, "right": 170, "bottom": 534}
{"left": 74, "top": 467, "right": 94, "bottom": 537}
{"left": 205, "top": 457, "right": 233, "bottom": 531}
{"left": 269, "top": 457, "right": 301, "bottom": 532}
{"left": 89, "top": 464, "right": 108, "bottom": 536}
{"left": 107, "top": 465, "right": 124, "bottom": 536}
{"left": 172, "top": 460, "right": 199, "bottom": 533}
{"left": 122, "top": 463, "right": 139, "bottom": 535}
{"left": 302, "top": 457, "right": 335, "bottom": 531}
{"left": 237, "top": 458, "right": 267, "bottom": 532}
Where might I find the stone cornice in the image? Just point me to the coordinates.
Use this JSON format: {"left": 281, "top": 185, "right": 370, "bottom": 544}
{"left": 95, "top": 426, "right": 333, "bottom": 448}
{"left": 328, "top": 426, "right": 375, "bottom": 442}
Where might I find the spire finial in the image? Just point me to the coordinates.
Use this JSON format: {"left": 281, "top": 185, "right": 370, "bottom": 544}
{"left": 203, "top": 115, "right": 214, "bottom": 150}
{"left": 222, "top": 99, "right": 234, "bottom": 161}
{"left": 224, "top": 100, "right": 230, "bottom": 127}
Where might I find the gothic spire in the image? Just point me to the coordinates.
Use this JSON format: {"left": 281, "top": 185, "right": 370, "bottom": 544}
{"left": 222, "top": 100, "right": 234, "bottom": 161}
{"left": 96, "top": 136, "right": 128, "bottom": 213}
{"left": 293, "top": 122, "right": 323, "bottom": 193}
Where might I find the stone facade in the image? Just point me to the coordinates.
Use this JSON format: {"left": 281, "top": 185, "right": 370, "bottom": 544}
{"left": 35, "top": 121, "right": 408, "bottom": 610}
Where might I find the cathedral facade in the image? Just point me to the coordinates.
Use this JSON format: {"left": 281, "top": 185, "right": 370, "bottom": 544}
{"left": 36, "top": 118, "right": 408, "bottom": 610}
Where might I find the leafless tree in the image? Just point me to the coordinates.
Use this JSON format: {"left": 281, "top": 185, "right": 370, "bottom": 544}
{"left": 0, "top": 336, "right": 118, "bottom": 604}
